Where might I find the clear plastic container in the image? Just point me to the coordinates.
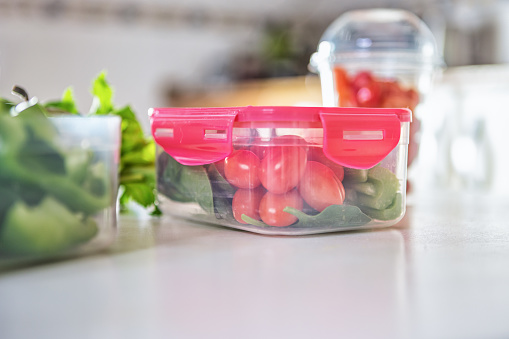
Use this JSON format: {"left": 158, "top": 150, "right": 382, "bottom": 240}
{"left": 150, "top": 106, "right": 410, "bottom": 235}
{"left": 0, "top": 115, "right": 120, "bottom": 269}
{"left": 310, "top": 9, "right": 443, "bottom": 167}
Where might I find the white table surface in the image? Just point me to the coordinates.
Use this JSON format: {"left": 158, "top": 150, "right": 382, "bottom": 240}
{"left": 1, "top": 189, "right": 508, "bottom": 339}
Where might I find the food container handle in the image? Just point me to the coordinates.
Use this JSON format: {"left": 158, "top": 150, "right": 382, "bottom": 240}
{"left": 150, "top": 108, "right": 238, "bottom": 165}
{"left": 320, "top": 111, "right": 404, "bottom": 169}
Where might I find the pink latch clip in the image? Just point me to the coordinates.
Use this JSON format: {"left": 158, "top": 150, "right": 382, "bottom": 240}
{"left": 320, "top": 111, "right": 403, "bottom": 169}
{"left": 150, "top": 108, "right": 238, "bottom": 166}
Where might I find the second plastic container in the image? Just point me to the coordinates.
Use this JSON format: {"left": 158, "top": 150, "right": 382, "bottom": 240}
{"left": 310, "top": 9, "right": 443, "bottom": 166}
{"left": 0, "top": 113, "right": 120, "bottom": 269}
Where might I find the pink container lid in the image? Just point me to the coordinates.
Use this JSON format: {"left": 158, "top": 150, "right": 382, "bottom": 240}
{"left": 149, "top": 106, "right": 411, "bottom": 169}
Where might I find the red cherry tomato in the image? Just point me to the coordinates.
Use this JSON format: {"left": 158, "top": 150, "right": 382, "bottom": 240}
{"left": 259, "top": 189, "right": 303, "bottom": 227}
{"left": 224, "top": 150, "right": 261, "bottom": 189}
{"left": 232, "top": 187, "right": 265, "bottom": 224}
{"left": 258, "top": 146, "right": 307, "bottom": 194}
{"left": 334, "top": 67, "right": 355, "bottom": 106}
{"left": 351, "top": 71, "right": 381, "bottom": 107}
{"left": 249, "top": 144, "right": 266, "bottom": 160}
{"left": 308, "top": 147, "right": 344, "bottom": 181}
{"left": 381, "top": 92, "right": 411, "bottom": 109}
{"left": 298, "top": 161, "right": 345, "bottom": 212}
{"left": 378, "top": 80, "right": 420, "bottom": 110}
{"left": 214, "top": 159, "right": 226, "bottom": 178}
{"left": 378, "top": 80, "right": 402, "bottom": 97}
{"left": 355, "top": 83, "right": 381, "bottom": 107}
{"left": 250, "top": 135, "right": 308, "bottom": 160}
{"left": 351, "top": 71, "right": 374, "bottom": 90}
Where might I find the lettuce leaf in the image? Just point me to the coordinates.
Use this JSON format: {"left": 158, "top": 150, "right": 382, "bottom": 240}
{"left": 39, "top": 71, "right": 159, "bottom": 214}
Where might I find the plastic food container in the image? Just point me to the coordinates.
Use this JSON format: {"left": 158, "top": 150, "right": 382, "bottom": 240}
{"left": 0, "top": 115, "right": 120, "bottom": 269}
{"left": 151, "top": 105, "right": 410, "bottom": 235}
{"left": 309, "top": 9, "right": 443, "bottom": 167}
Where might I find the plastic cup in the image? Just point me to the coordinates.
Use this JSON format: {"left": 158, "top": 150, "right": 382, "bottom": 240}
{"left": 310, "top": 9, "right": 443, "bottom": 167}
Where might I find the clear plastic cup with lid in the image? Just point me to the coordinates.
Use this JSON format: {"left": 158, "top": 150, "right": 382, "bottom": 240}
{"left": 310, "top": 9, "right": 443, "bottom": 167}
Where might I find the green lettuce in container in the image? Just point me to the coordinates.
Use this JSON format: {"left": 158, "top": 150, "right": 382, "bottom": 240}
{"left": 0, "top": 85, "right": 120, "bottom": 264}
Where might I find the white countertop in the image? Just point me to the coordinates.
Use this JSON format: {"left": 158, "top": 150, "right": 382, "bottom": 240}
{"left": 1, "top": 190, "right": 508, "bottom": 339}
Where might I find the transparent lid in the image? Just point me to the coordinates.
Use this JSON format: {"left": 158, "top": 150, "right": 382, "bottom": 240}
{"left": 311, "top": 9, "right": 443, "bottom": 69}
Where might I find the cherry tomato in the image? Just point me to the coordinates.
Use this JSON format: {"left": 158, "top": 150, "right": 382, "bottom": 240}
{"left": 259, "top": 189, "right": 303, "bottom": 227}
{"left": 308, "top": 146, "right": 344, "bottom": 181}
{"left": 347, "top": 71, "right": 422, "bottom": 169}
{"left": 378, "top": 80, "right": 402, "bottom": 97}
{"left": 250, "top": 135, "right": 308, "bottom": 159}
{"left": 224, "top": 150, "right": 261, "bottom": 189}
{"left": 258, "top": 146, "right": 307, "bottom": 194}
{"left": 356, "top": 83, "right": 381, "bottom": 107}
{"left": 298, "top": 161, "right": 345, "bottom": 212}
{"left": 351, "top": 71, "right": 374, "bottom": 90}
{"left": 378, "top": 80, "right": 420, "bottom": 110}
{"left": 351, "top": 72, "right": 381, "bottom": 107}
{"left": 381, "top": 92, "right": 411, "bottom": 109}
{"left": 334, "top": 67, "right": 355, "bottom": 107}
{"left": 214, "top": 159, "right": 226, "bottom": 178}
{"left": 232, "top": 187, "right": 265, "bottom": 224}
{"left": 249, "top": 144, "right": 266, "bottom": 159}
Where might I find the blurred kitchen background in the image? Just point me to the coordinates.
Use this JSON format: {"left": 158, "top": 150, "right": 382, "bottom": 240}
{"left": 0, "top": 0, "right": 508, "bottom": 195}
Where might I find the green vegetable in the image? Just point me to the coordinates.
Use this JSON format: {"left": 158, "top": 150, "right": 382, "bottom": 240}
{"left": 0, "top": 175, "right": 45, "bottom": 209}
{"left": 158, "top": 154, "right": 193, "bottom": 203}
{"left": 284, "top": 205, "right": 371, "bottom": 228}
{"left": 89, "top": 72, "right": 114, "bottom": 115}
{"left": 158, "top": 155, "right": 214, "bottom": 214}
{"left": 66, "top": 147, "right": 93, "bottom": 184}
{"left": 207, "top": 163, "right": 236, "bottom": 221}
{"left": 345, "top": 166, "right": 400, "bottom": 210}
{"left": 37, "top": 72, "right": 159, "bottom": 214}
{"left": 0, "top": 98, "right": 14, "bottom": 115}
{"left": 207, "top": 164, "right": 236, "bottom": 198}
{"left": 359, "top": 194, "right": 403, "bottom": 221}
{"left": 344, "top": 188, "right": 358, "bottom": 204}
{"left": 15, "top": 101, "right": 59, "bottom": 142}
{"left": 0, "top": 186, "right": 17, "bottom": 227}
{"left": 0, "top": 197, "right": 98, "bottom": 255}
{"left": 213, "top": 195, "right": 235, "bottom": 222}
{"left": 44, "top": 87, "right": 79, "bottom": 114}
{"left": 345, "top": 181, "right": 377, "bottom": 196}
{"left": 0, "top": 97, "right": 113, "bottom": 255}
{"left": 239, "top": 204, "right": 372, "bottom": 229}
{"left": 0, "top": 110, "right": 111, "bottom": 215}
{"left": 88, "top": 74, "right": 159, "bottom": 214}
{"left": 181, "top": 166, "right": 215, "bottom": 214}
{"left": 343, "top": 168, "right": 368, "bottom": 183}
{"left": 241, "top": 215, "right": 267, "bottom": 227}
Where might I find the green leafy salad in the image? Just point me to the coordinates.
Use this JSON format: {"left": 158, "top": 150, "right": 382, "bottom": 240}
{"left": 0, "top": 73, "right": 159, "bottom": 256}
{"left": 157, "top": 142, "right": 403, "bottom": 234}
